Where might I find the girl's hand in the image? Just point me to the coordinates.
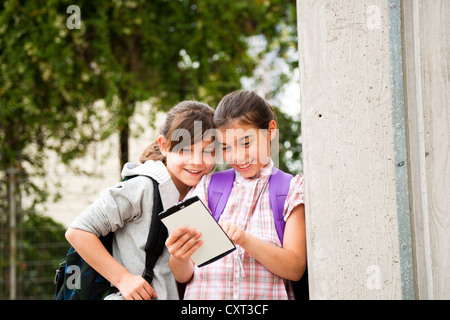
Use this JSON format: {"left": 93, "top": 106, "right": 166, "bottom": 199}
{"left": 116, "top": 272, "right": 157, "bottom": 300}
{"left": 221, "top": 222, "right": 247, "bottom": 246}
{"left": 165, "top": 226, "right": 203, "bottom": 261}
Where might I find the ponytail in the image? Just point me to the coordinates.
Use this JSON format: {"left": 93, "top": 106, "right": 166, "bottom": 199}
{"left": 140, "top": 139, "right": 166, "bottom": 165}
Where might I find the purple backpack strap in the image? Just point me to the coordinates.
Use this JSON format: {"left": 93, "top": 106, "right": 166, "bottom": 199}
{"left": 207, "top": 169, "right": 235, "bottom": 221}
{"left": 269, "top": 168, "right": 293, "bottom": 245}
{"left": 207, "top": 167, "right": 293, "bottom": 245}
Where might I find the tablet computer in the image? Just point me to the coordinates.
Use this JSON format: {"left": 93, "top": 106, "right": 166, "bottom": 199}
{"left": 158, "top": 196, "right": 236, "bottom": 267}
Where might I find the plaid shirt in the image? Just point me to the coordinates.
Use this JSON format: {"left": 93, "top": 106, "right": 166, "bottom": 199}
{"left": 183, "top": 162, "right": 305, "bottom": 300}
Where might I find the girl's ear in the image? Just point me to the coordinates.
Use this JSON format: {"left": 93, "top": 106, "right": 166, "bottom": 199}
{"left": 157, "top": 135, "right": 168, "bottom": 156}
{"left": 268, "top": 120, "right": 278, "bottom": 141}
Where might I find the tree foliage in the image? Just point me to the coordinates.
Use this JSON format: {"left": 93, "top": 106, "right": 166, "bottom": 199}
{"left": 73, "top": 0, "right": 298, "bottom": 167}
{"left": 0, "top": 0, "right": 299, "bottom": 299}
{"left": 2, "top": 212, "right": 67, "bottom": 299}
{"left": 1, "top": 0, "right": 299, "bottom": 213}
{"left": 0, "top": 0, "right": 114, "bottom": 171}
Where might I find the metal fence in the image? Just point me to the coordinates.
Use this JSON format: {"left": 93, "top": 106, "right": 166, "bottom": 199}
{"left": 0, "top": 211, "right": 68, "bottom": 300}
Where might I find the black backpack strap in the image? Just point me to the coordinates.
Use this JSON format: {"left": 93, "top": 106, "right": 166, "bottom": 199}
{"left": 142, "top": 178, "right": 168, "bottom": 284}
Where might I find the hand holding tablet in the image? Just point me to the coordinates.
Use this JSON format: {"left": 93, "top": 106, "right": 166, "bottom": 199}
{"left": 158, "top": 196, "right": 236, "bottom": 267}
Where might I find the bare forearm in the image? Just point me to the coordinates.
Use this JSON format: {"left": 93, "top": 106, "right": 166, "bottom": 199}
{"left": 65, "top": 227, "right": 129, "bottom": 287}
{"left": 169, "top": 255, "right": 194, "bottom": 283}
{"left": 240, "top": 233, "right": 306, "bottom": 281}
{"left": 166, "top": 226, "right": 202, "bottom": 284}
{"left": 222, "top": 204, "right": 307, "bottom": 281}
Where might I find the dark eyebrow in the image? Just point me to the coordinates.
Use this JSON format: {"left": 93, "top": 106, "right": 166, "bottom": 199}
{"left": 237, "top": 135, "right": 254, "bottom": 142}
{"left": 203, "top": 144, "right": 215, "bottom": 151}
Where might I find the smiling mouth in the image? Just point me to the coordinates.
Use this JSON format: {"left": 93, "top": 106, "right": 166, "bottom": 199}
{"left": 236, "top": 162, "right": 251, "bottom": 170}
{"left": 184, "top": 168, "right": 202, "bottom": 174}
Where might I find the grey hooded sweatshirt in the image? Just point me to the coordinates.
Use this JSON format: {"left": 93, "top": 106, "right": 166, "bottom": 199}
{"left": 69, "top": 160, "right": 180, "bottom": 300}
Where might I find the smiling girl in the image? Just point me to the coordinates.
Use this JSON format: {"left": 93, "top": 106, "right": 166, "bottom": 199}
{"left": 65, "top": 101, "right": 215, "bottom": 300}
{"left": 166, "top": 91, "right": 306, "bottom": 300}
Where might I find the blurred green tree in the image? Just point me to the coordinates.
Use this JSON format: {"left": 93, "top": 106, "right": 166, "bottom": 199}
{"left": 0, "top": 0, "right": 298, "bottom": 216}
{"left": 0, "top": 0, "right": 299, "bottom": 298}
{"left": 74, "top": 0, "right": 298, "bottom": 168}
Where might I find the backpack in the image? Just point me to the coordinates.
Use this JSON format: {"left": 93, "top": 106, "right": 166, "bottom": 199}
{"left": 207, "top": 167, "right": 309, "bottom": 300}
{"left": 55, "top": 176, "right": 168, "bottom": 300}
{"left": 208, "top": 168, "right": 292, "bottom": 245}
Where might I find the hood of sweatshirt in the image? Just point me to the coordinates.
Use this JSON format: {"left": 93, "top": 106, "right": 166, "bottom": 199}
{"left": 121, "top": 160, "right": 172, "bottom": 185}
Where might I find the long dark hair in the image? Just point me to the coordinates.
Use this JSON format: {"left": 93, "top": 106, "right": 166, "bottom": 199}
{"left": 213, "top": 90, "right": 277, "bottom": 129}
{"left": 140, "top": 101, "right": 215, "bottom": 165}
